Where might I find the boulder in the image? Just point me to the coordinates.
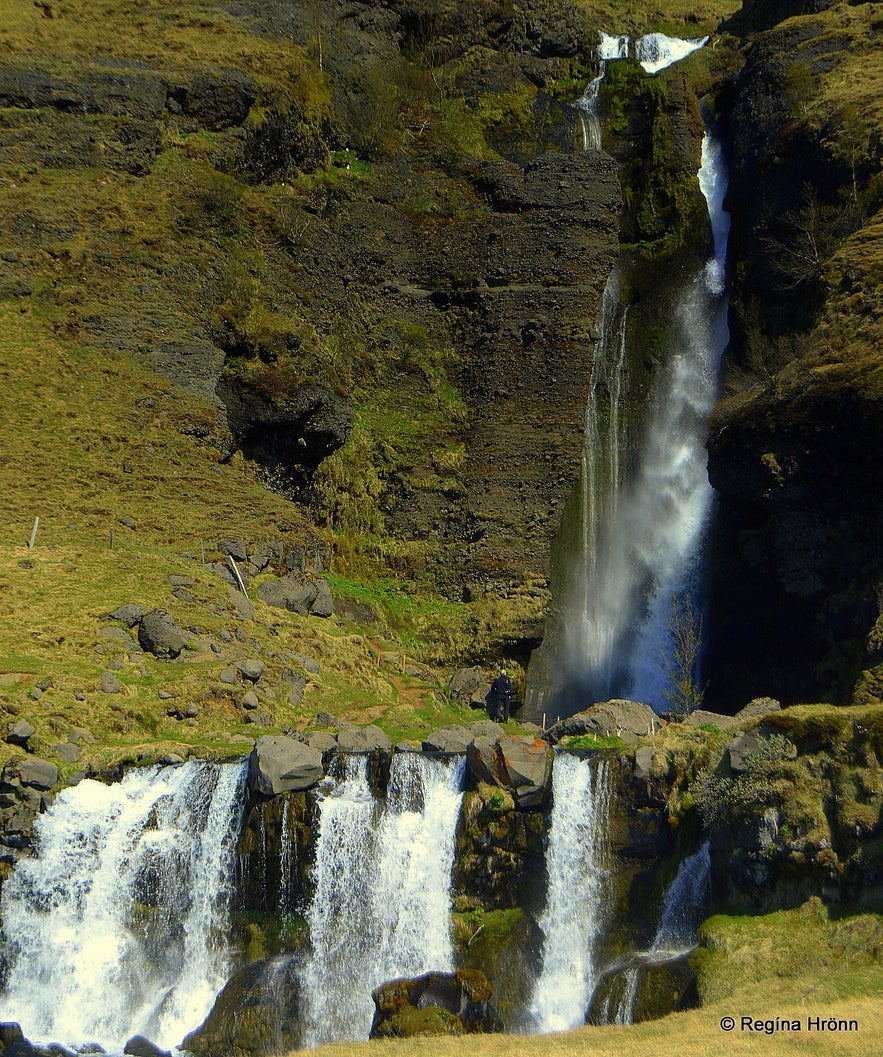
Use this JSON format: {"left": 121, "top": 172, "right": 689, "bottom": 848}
{"left": 54, "top": 743, "right": 81, "bottom": 764}
{"left": 217, "top": 537, "right": 249, "bottom": 561}
{"left": 257, "top": 573, "right": 333, "bottom": 617}
{"left": 108, "top": 603, "right": 147, "bottom": 628}
{"left": 137, "top": 610, "right": 186, "bottom": 659}
{"left": 543, "top": 699, "right": 663, "bottom": 745}
{"left": 5, "top": 721, "right": 35, "bottom": 748}
{"left": 241, "top": 690, "right": 260, "bottom": 710}
{"left": 466, "top": 735, "right": 553, "bottom": 808}
{"left": 304, "top": 731, "right": 337, "bottom": 753}
{"left": 123, "top": 1036, "right": 170, "bottom": 1057}
{"left": 247, "top": 736, "right": 323, "bottom": 795}
{"left": 733, "top": 697, "right": 782, "bottom": 724}
{"left": 370, "top": 970, "right": 502, "bottom": 1039}
{"left": 682, "top": 710, "right": 741, "bottom": 732}
{"left": 16, "top": 757, "right": 58, "bottom": 790}
{"left": 336, "top": 725, "right": 392, "bottom": 753}
{"left": 727, "top": 730, "right": 796, "bottom": 774}
{"left": 449, "top": 667, "right": 484, "bottom": 705}
{"left": 237, "top": 660, "right": 266, "bottom": 683}
{"left": 182, "top": 956, "right": 301, "bottom": 1057}
{"left": 100, "top": 672, "right": 122, "bottom": 694}
{"left": 422, "top": 725, "right": 473, "bottom": 753}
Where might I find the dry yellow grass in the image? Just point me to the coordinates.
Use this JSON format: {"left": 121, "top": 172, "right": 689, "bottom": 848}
{"left": 293, "top": 995, "right": 881, "bottom": 1057}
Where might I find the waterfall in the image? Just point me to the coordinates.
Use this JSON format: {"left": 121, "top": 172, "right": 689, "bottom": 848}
{"left": 528, "top": 121, "right": 730, "bottom": 718}
{"left": 573, "top": 32, "right": 629, "bottom": 151}
{"left": 0, "top": 760, "right": 246, "bottom": 1051}
{"left": 637, "top": 34, "right": 709, "bottom": 74}
{"left": 609, "top": 842, "right": 711, "bottom": 1025}
{"left": 301, "top": 753, "right": 465, "bottom": 1046}
{"left": 529, "top": 754, "right": 612, "bottom": 1033}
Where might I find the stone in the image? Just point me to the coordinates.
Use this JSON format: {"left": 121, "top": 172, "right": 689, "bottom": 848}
{"left": 310, "top": 579, "right": 334, "bottom": 617}
{"left": 219, "top": 669, "right": 238, "bottom": 685}
{"left": 305, "top": 731, "right": 337, "bottom": 753}
{"left": 633, "top": 746, "right": 658, "bottom": 781}
{"left": 241, "top": 690, "right": 260, "bottom": 710}
{"left": 314, "top": 710, "right": 343, "bottom": 728}
{"left": 727, "top": 730, "right": 796, "bottom": 774}
{"left": 733, "top": 697, "right": 782, "bottom": 724}
{"left": 237, "top": 659, "right": 266, "bottom": 683}
{"left": 449, "top": 666, "right": 484, "bottom": 704}
{"left": 370, "top": 970, "right": 502, "bottom": 1039}
{"left": 282, "top": 672, "right": 306, "bottom": 708}
{"left": 216, "top": 536, "right": 249, "bottom": 561}
{"left": 157, "top": 753, "right": 185, "bottom": 765}
{"left": 138, "top": 610, "right": 186, "bottom": 659}
{"left": 109, "top": 603, "right": 147, "bottom": 627}
{"left": 27, "top": 687, "right": 42, "bottom": 702}
{"left": 124, "top": 1035, "right": 171, "bottom": 1057}
{"left": 97, "top": 626, "right": 136, "bottom": 647}
{"left": 682, "top": 710, "right": 741, "bottom": 732}
{"left": 422, "top": 725, "right": 473, "bottom": 753}
{"left": 543, "top": 699, "right": 663, "bottom": 745}
{"left": 16, "top": 757, "right": 58, "bottom": 790}
{"left": 168, "top": 575, "right": 195, "bottom": 588}
{"left": 245, "top": 711, "right": 274, "bottom": 726}
{"left": 182, "top": 956, "right": 301, "bottom": 1057}
{"left": 227, "top": 587, "right": 254, "bottom": 621}
{"left": 336, "top": 725, "right": 392, "bottom": 753}
{"left": 100, "top": 672, "right": 122, "bottom": 694}
{"left": 395, "top": 739, "right": 423, "bottom": 752}
{"left": 247, "top": 735, "right": 324, "bottom": 795}
{"left": 292, "top": 652, "right": 320, "bottom": 674}
{"left": 6, "top": 720, "right": 36, "bottom": 747}
{"left": 68, "top": 727, "right": 95, "bottom": 744}
{"left": 55, "top": 743, "right": 81, "bottom": 763}
{"left": 466, "top": 735, "right": 553, "bottom": 809}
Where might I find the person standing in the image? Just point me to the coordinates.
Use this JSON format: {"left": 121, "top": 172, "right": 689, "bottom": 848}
{"left": 490, "top": 668, "right": 514, "bottom": 722}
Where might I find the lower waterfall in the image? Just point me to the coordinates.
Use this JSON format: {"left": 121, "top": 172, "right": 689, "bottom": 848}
{"left": 528, "top": 753, "right": 612, "bottom": 1032}
{"left": 0, "top": 760, "right": 246, "bottom": 1051}
{"left": 300, "top": 753, "right": 465, "bottom": 1046}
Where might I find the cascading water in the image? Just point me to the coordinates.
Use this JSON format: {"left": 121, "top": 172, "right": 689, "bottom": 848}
{"left": 0, "top": 760, "right": 246, "bottom": 1051}
{"left": 300, "top": 753, "right": 465, "bottom": 1047}
{"left": 636, "top": 34, "right": 709, "bottom": 73}
{"left": 608, "top": 842, "right": 711, "bottom": 1025}
{"left": 573, "top": 32, "right": 629, "bottom": 151}
{"left": 529, "top": 754, "right": 612, "bottom": 1032}
{"left": 528, "top": 117, "right": 730, "bottom": 718}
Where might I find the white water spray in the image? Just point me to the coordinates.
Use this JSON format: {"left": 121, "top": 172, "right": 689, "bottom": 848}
{"left": 0, "top": 761, "right": 246, "bottom": 1051}
{"left": 301, "top": 753, "right": 465, "bottom": 1046}
{"left": 529, "top": 754, "right": 612, "bottom": 1033}
{"left": 637, "top": 34, "right": 709, "bottom": 74}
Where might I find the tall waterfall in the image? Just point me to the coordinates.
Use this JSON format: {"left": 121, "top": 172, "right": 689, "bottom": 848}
{"left": 528, "top": 122, "right": 730, "bottom": 718}
{"left": 0, "top": 761, "right": 246, "bottom": 1051}
{"left": 301, "top": 753, "right": 465, "bottom": 1046}
{"left": 574, "top": 32, "right": 629, "bottom": 150}
{"left": 529, "top": 754, "right": 612, "bottom": 1032}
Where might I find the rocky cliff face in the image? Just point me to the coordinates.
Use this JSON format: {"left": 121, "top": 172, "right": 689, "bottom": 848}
{"left": 705, "top": 0, "right": 883, "bottom": 708}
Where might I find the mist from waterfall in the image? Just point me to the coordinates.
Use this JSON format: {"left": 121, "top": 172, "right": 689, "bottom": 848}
{"left": 0, "top": 761, "right": 246, "bottom": 1051}
{"left": 528, "top": 754, "right": 612, "bottom": 1032}
{"left": 528, "top": 121, "right": 730, "bottom": 719}
{"left": 300, "top": 753, "right": 465, "bottom": 1046}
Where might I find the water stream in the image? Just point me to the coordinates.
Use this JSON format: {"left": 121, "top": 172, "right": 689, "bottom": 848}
{"left": 0, "top": 761, "right": 246, "bottom": 1051}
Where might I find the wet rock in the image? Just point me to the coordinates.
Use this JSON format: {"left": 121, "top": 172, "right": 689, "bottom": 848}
{"left": 182, "top": 955, "right": 301, "bottom": 1057}
{"left": 138, "top": 610, "right": 186, "bottom": 659}
{"left": 370, "top": 970, "right": 502, "bottom": 1039}
{"left": 123, "top": 1036, "right": 171, "bottom": 1057}
{"left": 336, "top": 725, "right": 392, "bottom": 753}
{"left": 247, "top": 735, "right": 323, "bottom": 795}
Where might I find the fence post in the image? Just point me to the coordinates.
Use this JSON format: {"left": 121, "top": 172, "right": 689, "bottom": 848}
{"left": 28, "top": 517, "right": 39, "bottom": 550}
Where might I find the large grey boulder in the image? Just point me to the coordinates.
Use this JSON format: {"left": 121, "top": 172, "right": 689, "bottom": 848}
{"left": 422, "top": 725, "right": 473, "bottom": 753}
{"left": 467, "top": 735, "right": 553, "bottom": 808}
{"left": 543, "top": 699, "right": 663, "bottom": 745}
{"left": 247, "top": 736, "right": 323, "bottom": 795}
{"left": 733, "top": 697, "right": 782, "bottom": 724}
{"left": 138, "top": 610, "right": 186, "bottom": 659}
{"left": 683, "top": 709, "right": 741, "bottom": 732}
{"left": 15, "top": 757, "right": 58, "bottom": 790}
{"left": 257, "top": 573, "right": 334, "bottom": 617}
{"left": 236, "top": 660, "right": 266, "bottom": 683}
{"left": 337, "top": 725, "right": 392, "bottom": 753}
{"left": 109, "top": 603, "right": 148, "bottom": 628}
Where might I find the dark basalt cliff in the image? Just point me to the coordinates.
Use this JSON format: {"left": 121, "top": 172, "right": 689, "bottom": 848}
{"left": 704, "top": 0, "right": 883, "bottom": 709}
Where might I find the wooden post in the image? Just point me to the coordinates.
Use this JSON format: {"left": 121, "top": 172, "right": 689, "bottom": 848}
{"left": 542, "top": 712, "right": 546, "bottom": 731}
{"left": 109, "top": 527, "right": 114, "bottom": 549}
{"left": 28, "top": 517, "right": 39, "bottom": 550}
{"left": 227, "top": 555, "right": 248, "bottom": 597}
{"left": 200, "top": 540, "right": 206, "bottom": 566}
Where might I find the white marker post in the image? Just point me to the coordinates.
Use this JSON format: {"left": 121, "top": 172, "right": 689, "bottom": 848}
{"left": 28, "top": 517, "right": 39, "bottom": 550}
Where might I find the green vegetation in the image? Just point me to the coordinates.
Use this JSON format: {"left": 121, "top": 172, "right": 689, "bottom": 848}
{"left": 561, "top": 733, "right": 626, "bottom": 751}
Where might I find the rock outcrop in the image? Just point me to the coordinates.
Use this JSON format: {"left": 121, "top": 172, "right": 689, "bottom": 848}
{"left": 370, "top": 970, "right": 502, "bottom": 1039}
{"left": 247, "top": 736, "right": 324, "bottom": 796}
